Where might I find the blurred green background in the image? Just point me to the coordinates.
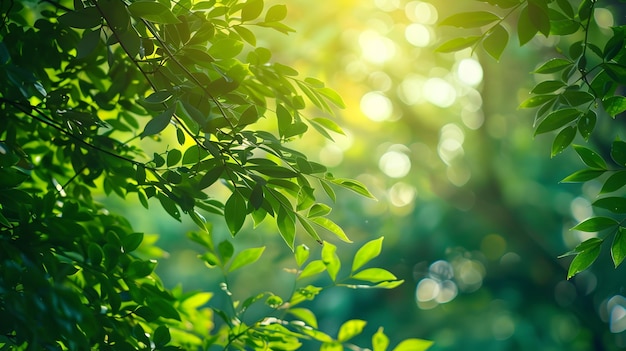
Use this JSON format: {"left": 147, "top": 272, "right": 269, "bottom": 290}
{"left": 109, "top": 0, "right": 626, "bottom": 350}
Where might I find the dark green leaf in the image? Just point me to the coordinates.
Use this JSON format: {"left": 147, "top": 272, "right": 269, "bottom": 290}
{"left": 321, "top": 241, "right": 340, "bottom": 281}
{"left": 142, "top": 105, "right": 175, "bottom": 137}
{"left": 298, "top": 260, "right": 326, "bottom": 280}
{"left": 577, "top": 110, "right": 596, "bottom": 141}
{"left": 612, "top": 227, "right": 626, "bottom": 267}
{"left": 128, "top": 1, "right": 181, "bottom": 24}
{"left": 199, "top": 166, "right": 224, "bottom": 189}
{"left": 561, "top": 169, "right": 605, "bottom": 182}
{"left": 534, "top": 108, "right": 580, "bottom": 135}
{"left": 528, "top": 0, "right": 550, "bottom": 36}
{"left": 573, "top": 145, "right": 607, "bottom": 170}
{"left": 603, "top": 96, "right": 626, "bottom": 118}
{"left": 531, "top": 80, "right": 566, "bottom": 94}
{"left": 519, "top": 94, "right": 557, "bottom": 108}
{"left": 517, "top": 6, "right": 538, "bottom": 45}
{"left": 533, "top": 58, "right": 573, "bottom": 74}
{"left": 288, "top": 307, "right": 318, "bottom": 328}
{"left": 611, "top": 140, "right": 626, "bottom": 166}
{"left": 294, "top": 244, "right": 310, "bottom": 267}
{"left": 58, "top": 6, "right": 102, "bottom": 28}
{"left": 122, "top": 232, "right": 144, "bottom": 252}
{"left": 572, "top": 217, "right": 618, "bottom": 232}
{"left": 593, "top": 197, "right": 626, "bottom": 213}
{"left": 218, "top": 240, "right": 234, "bottom": 263}
{"left": 562, "top": 90, "right": 594, "bottom": 106}
{"left": 308, "top": 203, "right": 332, "bottom": 218}
{"left": 372, "top": 327, "right": 390, "bottom": 351}
{"left": 566, "top": 238, "right": 602, "bottom": 279}
{"left": 153, "top": 325, "right": 171, "bottom": 347}
{"left": 551, "top": 126, "right": 576, "bottom": 157}
{"left": 483, "top": 24, "right": 508, "bottom": 61}
{"left": 601, "top": 171, "right": 626, "bottom": 193}
{"left": 225, "top": 191, "right": 247, "bottom": 235}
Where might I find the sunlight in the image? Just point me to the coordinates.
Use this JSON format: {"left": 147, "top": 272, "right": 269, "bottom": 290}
{"left": 456, "top": 58, "right": 483, "bottom": 87}
{"left": 388, "top": 181, "right": 416, "bottom": 207}
{"left": 437, "top": 123, "right": 465, "bottom": 165}
{"left": 361, "top": 91, "right": 393, "bottom": 121}
{"left": 405, "top": 1, "right": 438, "bottom": 24}
{"left": 405, "top": 23, "right": 431, "bottom": 47}
{"left": 398, "top": 75, "right": 424, "bottom": 105}
{"left": 379, "top": 148, "right": 411, "bottom": 178}
{"left": 359, "top": 30, "right": 396, "bottom": 64}
{"left": 423, "top": 77, "right": 456, "bottom": 107}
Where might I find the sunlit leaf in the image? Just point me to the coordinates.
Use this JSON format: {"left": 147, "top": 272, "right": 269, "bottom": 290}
{"left": 572, "top": 217, "right": 618, "bottom": 232}
{"left": 566, "top": 238, "right": 603, "bottom": 279}
{"left": 534, "top": 58, "right": 573, "bottom": 74}
{"left": 534, "top": 108, "right": 580, "bottom": 135}
{"left": 265, "top": 4, "right": 287, "bottom": 22}
{"left": 439, "top": 11, "right": 500, "bottom": 28}
{"left": 372, "top": 327, "right": 390, "bottom": 351}
{"left": 310, "top": 117, "right": 345, "bottom": 135}
{"left": 561, "top": 169, "right": 605, "bottom": 183}
{"left": 391, "top": 338, "right": 434, "bottom": 351}
{"left": 241, "top": 0, "right": 263, "bottom": 21}
{"left": 435, "top": 36, "right": 481, "bottom": 53}
{"left": 519, "top": 94, "right": 557, "bottom": 109}
{"left": 337, "top": 319, "right": 366, "bottom": 342}
{"left": 321, "top": 241, "right": 340, "bottom": 281}
{"left": 311, "top": 217, "right": 351, "bottom": 243}
{"left": 601, "top": 171, "right": 626, "bottom": 193}
{"left": 352, "top": 237, "right": 384, "bottom": 273}
{"left": 229, "top": 247, "right": 265, "bottom": 272}
{"left": 351, "top": 268, "right": 397, "bottom": 283}
{"left": 298, "top": 260, "right": 326, "bottom": 280}
{"left": 603, "top": 96, "right": 626, "bottom": 118}
{"left": 294, "top": 244, "right": 310, "bottom": 267}
{"left": 288, "top": 308, "right": 318, "bottom": 328}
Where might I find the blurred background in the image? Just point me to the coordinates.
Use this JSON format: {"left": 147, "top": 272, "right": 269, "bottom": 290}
{"left": 112, "top": 0, "right": 626, "bottom": 350}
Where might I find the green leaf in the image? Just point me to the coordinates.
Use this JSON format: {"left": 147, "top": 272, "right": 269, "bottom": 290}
{"left": 561, "top": 169, "right": 605, "bottom": 183}
{"left": 519, "top": 94, "right": 557, "bottom": 108}
{"left": 534, "top": 58, "right": 573, "bottom": 74}
{"left": 577, "top": 110, "right": 596, "bottom": 141}
{"left": 152, "top": 325, "right": 171, "bottom": 347}
{"left": 551, "top": 126, "right": 576, "bottom": 157}
{"left": 241, "top": 0, "right": 263, "bottom": 21}
{"left": 278, "top": 206, "right": 296, "bottom": 250}
{"left": 562, "top": 90, "right": 594, "bottom": 106}
{"left": 593, "top": 197, "right": 626, "bottom": 213}
{"left": 311, "top": 217, "right": 351, "bottom": 243}
{"left": 352, "top": 237, "right": 384, "bottom": 273}
{"left": 332, "top": 178, "right": 375, "bottom": 199}
{"left": 208, "top": 38, "right": 244, "bottom": 59}
{"left": 321, "top": 241, "right": 340, "bottom": 281}
{"left": 142, "top": 105, "right": 175, "bottom": 136}
{"left": 308, "top": 203, "right": 332, "bottom": 218}
{"left": 318, "top": 87, "right": 346, "bottom": 109}
{"left": 298, "top": 260, "right": 326, "bottom": 280}
{"left": 435, "top": 36, "right": 481, "bottom": 53}
{"left": 612, "top": 227, "right": 626, "bottom": 267}
{"left": 199, "top": 166, "right": 224, "bottom": 190}
{"left": 531, "top": 80, "right": 566, "bottom": 94}
{"left": 566, "top": 238, "right": 603, "bottom": 279}
{"left": 310, "top": 117, "right": 345, "bottom": 135}
{"left": 218, "top": 240, "right": 234, "bottom": 263}
{"left": 167, "top": 149, "right": 182, "bottom": 167}
{"left": 534, "top": 108, "right": 580, "bottom": 135}
{"left": 58, "top": 6, "right": 102, "bottom": 29}
{"left": 483, "top": 24, "right": 508, "bottom": 61}
{"left": 573, "top": 145, "right": 607, "bottom": 170}
{"left": 337, "top": 319, "right": 367, "bottom": 342}
{"left": 517, "top": 6, "right": 538, "bottom": 45}
{"left": 603, "top": 96, "right": 626, "bottom": 118}
{"left": 294, "top": 244, "right": 310, "bottom": 267}
{"left": 372, "top": 327, "right": 390, "bottom": 351}
{"left": 288, "top": 308, "right": 318, "bottom": 328}
{"left": 224, "top": 191, "right": 247, "bottom": 235}
{"left": 88, "top": 243, "right": 104, "bottom": 266}
{"left": 612, "top": 140, "right": 626, "bottom": 166}
{"left": 392, "top": 339, "right": 434, "bottom": 351}
{"left": 297, "top": 213, "right": 323, "bottom": 244}
{"left": 122, "top": 232, "right": 144, "bottom": 252}
{"left": 265, "top": 4, "right": 287, "bottom": 22}
{"left": 148, "top": 298, "right": 181, "bottom": 320}
{"left": 145, "top": 90, "right": 173, "bottom": 104}
{"left": 439, "top": 11, "right": 500, "bottom": 28}
{"left": 572, "top": 217, "right": 618, "bottom": 232}
{"left": 528, "top": 0, "right": 550, "bottom": 36}
{"left": 128, "top": 1, "right": 181, "bottom": 24}
{"left": 229, "top": 247, "right": 265, "bottom": 272}
{"left": 233, "top": 25, "right": 257, "bottom": 46}
{"left": 352, "top": 268, "right": 397, "bottom": 283}
{"left": 601, "top": 171, "right": 626, "bottom": 193}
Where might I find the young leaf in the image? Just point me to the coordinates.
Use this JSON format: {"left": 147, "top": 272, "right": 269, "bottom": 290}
{"left": 439, "top": 11, "right": 500, "bottom": 28}
{"left": 572, "top": 217, "right": 618, "bottom": 232}
{"left": 483, "top": 24, "right": 508, "bottom": 61}
{"left": 612, "top": 227, "right": 626, "bottom": 267}
{"left": 224, "top": 191, "right": 247, "bottom": 235}
{"left": 308, "top": 203, "right": 332, "bottom": 218}
{"left": 311, "top": 217, "right": 352, "bottom": 243}
{"left": 567, "top": 239, "right": 603, "bottom": 279}
{"left": 321, "top": 241, "right": 341, "bottom": 281}
{"left": 573, "top": 145, "right": 607, "bottom": 170}
{"left": 351, "top": 268, "right": 397, "bottom": 283}
{"left": 372, "top": 327, "right": 390, "bottom": 351}
{"left": 298, "top": 260, "right": 326, "bottom": 280}
{"left": 310, "top": 117, "right": 345, "bottom": 135}
{"left": 218, "top": 240, "right": 234, "bottom": 263}
{"left": 332, "top": 178, "right": 376, "bottom": 199}
{"left": 296, "top": 213, "right": 323, "bottom": 243}
{"left": 294, "top": 244, "right": 310, "bottom": 267}
{"left": 337, "top": 319, "right": 367, "bottom": 342}
{"left": 391, "top": 339, "right": 434, "bottom": 351}
{"left": 229, "top": 247, "right": 265, "bottom": 272}
{"left": 288, "top": 308, "right": 318, "bottom": 328}
{"left": 435, "top": 36, "right": 481, "bottom": 53}
{"left": 352, "top": 237, "right": 384, "bottom": 273}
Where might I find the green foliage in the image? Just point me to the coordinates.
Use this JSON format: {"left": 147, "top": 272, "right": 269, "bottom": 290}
{"left": 0, "top": 0, "right": 429, "bottom": 350}
{"left": 438, "top": 0, "right": 626, "bottom": 279}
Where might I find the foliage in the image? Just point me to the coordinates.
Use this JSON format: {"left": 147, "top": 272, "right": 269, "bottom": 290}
{"left": 0, "top": 0, "right": 431, "bottom": 350}
{"left": 438, "top": 0, "right": 626, "bottom": 279}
